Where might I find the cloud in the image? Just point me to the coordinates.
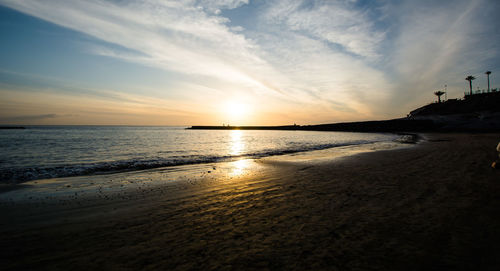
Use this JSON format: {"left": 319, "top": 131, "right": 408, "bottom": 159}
{"left": 194, "top": 0, "right": 249, "bottom": 13}
{"left": 0, "top": 0, "right": 498, "bottom": 124}
{"left": 0, "top": 0, "right": 388, "bottom": 107}
{"left": 0, "top": 113, "right": 59, "bottom": 122}
{"left": 0, "top": 0, "right": 271, "bottom": 90}
{"left": 263, "top": 0, "right": 385, "bottom": 59}
{"left": 0, "top": 85, "right": 204, "bottom": 125}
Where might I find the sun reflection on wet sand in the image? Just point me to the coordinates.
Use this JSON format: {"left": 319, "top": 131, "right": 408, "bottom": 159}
{"left": 229, "top": 159, "right": 251, "bottom": 177}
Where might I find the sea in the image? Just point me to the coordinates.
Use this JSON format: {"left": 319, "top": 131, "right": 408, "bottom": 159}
{"left": 0, "top": 126, "right": 401, "bottom": 183}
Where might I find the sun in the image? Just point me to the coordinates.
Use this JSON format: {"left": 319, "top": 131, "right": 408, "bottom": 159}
{"left": 222, "top": 100, "right": 250, "bottom": 124}
{"left": 226, "top": 101, "right": 247, "bottom": 117}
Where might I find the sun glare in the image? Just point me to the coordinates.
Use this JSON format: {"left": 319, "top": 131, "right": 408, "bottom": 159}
{"left": 225, "top": 101, "right": 247, "bottom": 117}
{"left": 222, "top": 100, "right": 251, "bottom": 124}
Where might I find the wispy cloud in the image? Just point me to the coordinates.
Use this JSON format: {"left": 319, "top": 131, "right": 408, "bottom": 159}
{"left": 0, "top": 113, "right": 59, "bottom": 122}
{"left": 0, "top": 0, "right": 498, "bottom": 124}
{"left": 1, "top": 0, "right": 269, "bottom": 87}
{"left": 263, "top": 0, "right": 385, "bottom": 59}
{"left": 194, "top": 0, "right": 249, "bottom": 13}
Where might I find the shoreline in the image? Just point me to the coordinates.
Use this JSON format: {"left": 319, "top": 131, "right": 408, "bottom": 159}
{"left": 1, "top": 133, "right": 500, "bottom": 270}
{"left": 0, "top": 139, "right": 412, "bottom": 204}
{"left": 0, "top": 132, "right": 410, "bottom": 186}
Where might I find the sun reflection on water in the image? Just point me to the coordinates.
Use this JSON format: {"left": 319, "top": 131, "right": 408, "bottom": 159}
{"left": 229, "top": 130, "right": 245, "bottom": 156}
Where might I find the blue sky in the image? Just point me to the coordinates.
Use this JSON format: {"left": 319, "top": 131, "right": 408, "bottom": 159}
{"left": 0, "top": 0, "right": 499, "bottom": 125}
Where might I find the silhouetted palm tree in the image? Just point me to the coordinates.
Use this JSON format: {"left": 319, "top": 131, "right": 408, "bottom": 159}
{"left": 434, "top": 90, "right": 445, "bottom": 103}
{"left": 486, "top": 71, "right": 491, "bottom": 92}
{"left": 465, "top": 75, "right": 476, "bottom": 95}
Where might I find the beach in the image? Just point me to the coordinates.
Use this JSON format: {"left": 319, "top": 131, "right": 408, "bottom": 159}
{"left": 1, "top": 133, "right": 500, "bottom": 270}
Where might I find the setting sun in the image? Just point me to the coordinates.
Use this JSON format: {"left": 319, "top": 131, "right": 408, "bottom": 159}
{"left": 222, "top": 100, "right": 251, "bottom": 124}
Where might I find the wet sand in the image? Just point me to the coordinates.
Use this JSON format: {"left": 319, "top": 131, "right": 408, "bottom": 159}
{"left": 1, "top": 133, "right": 500, "bottom": 270}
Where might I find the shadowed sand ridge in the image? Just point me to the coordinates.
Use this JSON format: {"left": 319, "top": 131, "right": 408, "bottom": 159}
{"left": 1, "top": 133, "right": 500, "bottom": 270}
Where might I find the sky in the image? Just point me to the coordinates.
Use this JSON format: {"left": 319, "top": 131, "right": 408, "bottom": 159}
{"left": 0, "top": 0, "right": 499, "bottom": 126}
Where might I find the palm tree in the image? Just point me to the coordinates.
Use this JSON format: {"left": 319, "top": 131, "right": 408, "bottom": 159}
{"left": 486, "top": 71, "right": 491, "bottom": 92}
{"left": 434, "top": 90, "right": 445, "bottom": 103}
{"left": 465, "top": 75, "right": 476, "bottom": 96}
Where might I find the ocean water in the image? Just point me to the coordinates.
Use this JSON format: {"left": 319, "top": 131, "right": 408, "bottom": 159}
{"left": 0, "top": 126, "right": 399, "bottom": 183}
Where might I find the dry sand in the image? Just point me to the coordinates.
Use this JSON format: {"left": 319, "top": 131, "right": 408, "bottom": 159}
{"left": 1, "top": 133, "right": 500, "bottom": 270}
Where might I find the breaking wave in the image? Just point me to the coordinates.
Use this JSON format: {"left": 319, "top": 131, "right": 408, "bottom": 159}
{"left": 1, "top": 140, "right": 376, "bottom": 183}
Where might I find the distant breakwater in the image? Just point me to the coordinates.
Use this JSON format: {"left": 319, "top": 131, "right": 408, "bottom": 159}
{"left": 190, "top": 117, "right": 500, "bottom": 133}
{"left": 189, "top": 119, "right": 439, "bottom": 133}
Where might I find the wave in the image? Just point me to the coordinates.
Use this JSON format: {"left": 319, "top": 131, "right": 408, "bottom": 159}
{"left": 0, "top": 140, "right": 390, "bottom": 183}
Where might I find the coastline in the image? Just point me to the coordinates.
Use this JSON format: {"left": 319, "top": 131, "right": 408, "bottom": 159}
{"left": 0, "top": 136, "right": 412, "bottom": 202}
{"left": 1, "top": 133, "right": 500, "bottom": 270}
{"left": 0, "top": 130, "right": 405, "bottom": 185}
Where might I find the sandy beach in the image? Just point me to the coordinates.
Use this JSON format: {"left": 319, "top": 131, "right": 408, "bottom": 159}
{"left": 1, "top": 133, "right": 500, "bottom": 270}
